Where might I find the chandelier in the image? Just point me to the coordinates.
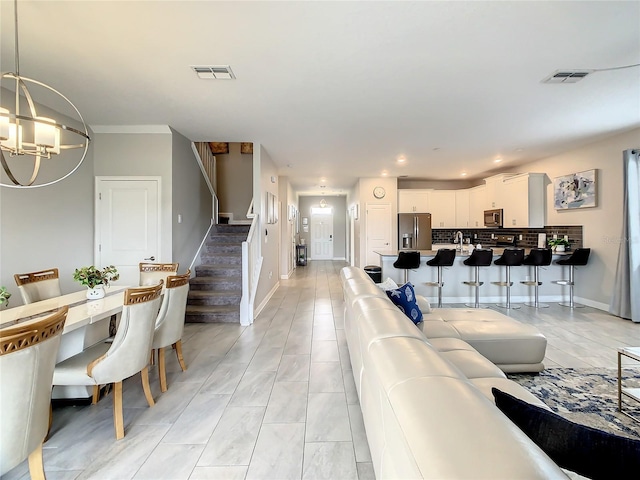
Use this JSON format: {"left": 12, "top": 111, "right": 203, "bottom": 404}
{"left": 0, "top": 0, "right": 90, "bottom": 188}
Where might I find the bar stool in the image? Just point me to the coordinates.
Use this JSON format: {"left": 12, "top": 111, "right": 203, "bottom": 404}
{"left": 393, "top": 251, "right": 421, "bottom": 284}
{"left": 520, "top": 248, "right": 552, "bottom": 308}
{"left": 425, "top": 248, "right": 456, "bottom": 308}
{"left": 553, "top": 248, "right": 591, "bottom": 308}
{"left": 462, "top": 248, "right": 493, "bottom": 308}
{"left": 492, "top": 248, "right": 525, "bottom": 309}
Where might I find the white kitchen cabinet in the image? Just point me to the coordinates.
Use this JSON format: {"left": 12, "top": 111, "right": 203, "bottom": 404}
{"left": 483, "top": 174, "right": 515, "bottom": 210}
{"left": 469, "top": 185, "right": 486, "bottom": 228}
{"left": 455, "top": 189, "right": 470, "bottom": 227}
{"left": 398, "top": 190, "right": 430, "bottom": 213}
{"left": 502, "top": 173, "right": 545, "bottom": 227}
{"left": 428, "top": 190, "right": 457, "bottom": 228}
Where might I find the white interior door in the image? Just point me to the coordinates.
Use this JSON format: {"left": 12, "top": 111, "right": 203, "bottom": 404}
{"left": 310, "top": 212, "right": 334, "bottom": 260}
{"left": 365, "top": 203, "right": 392, "bottom": 266}
{"left": 96, "top": 177, "right": 161, "bottom": 286}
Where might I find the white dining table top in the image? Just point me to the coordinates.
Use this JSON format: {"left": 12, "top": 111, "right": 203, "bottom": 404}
{"left": 0, "top": 286, "right": 129, "bottom": 334}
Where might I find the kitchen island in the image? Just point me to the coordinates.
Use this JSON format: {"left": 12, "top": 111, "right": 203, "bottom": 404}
{"left": 376, "top": 247, "right": 574, "bottom": 305}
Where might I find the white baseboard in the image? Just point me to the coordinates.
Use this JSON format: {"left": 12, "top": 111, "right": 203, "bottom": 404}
{"left": 333, "top": 257, "right": 346, "bottom": 261}
{"left": 254, "top": 281, "right": 280, "bottom": 317}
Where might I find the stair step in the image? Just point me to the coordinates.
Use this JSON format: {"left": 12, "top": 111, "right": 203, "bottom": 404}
{"left": 195, "top": 264, "right": 242, "bottom": 277}
{"left": 204, "top": 244, "right": 242, "bottom": 254}
{"left": 189, "top": 276, "right": 242, "bottom": 291}
{"left": 209, "top": 234, "right": 247, "bottom": 243}
{"left": 188, "top": 290, "right": 242, "bottom": 306}
{"left": 215, "top": 225, "right": 250, "bottom": 234}
{"left": 199, "top": 253, "right": 242, "bottom": 265}
{"left": 185, "top": 305, "right": 240, "bottom": 323}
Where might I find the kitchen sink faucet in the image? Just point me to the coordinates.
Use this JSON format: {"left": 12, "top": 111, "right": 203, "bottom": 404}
{"left": 455, "top": 231, "right": 464, "bottom": 251}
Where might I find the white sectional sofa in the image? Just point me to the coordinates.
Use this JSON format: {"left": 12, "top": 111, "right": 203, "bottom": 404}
{"left": 341, "top": 266, "right": 570, "bottom": 479}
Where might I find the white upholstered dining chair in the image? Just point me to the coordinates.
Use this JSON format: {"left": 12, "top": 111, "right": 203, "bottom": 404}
{"left": 151, "top": 270, "right": 191, "bottom": 392}
{"left": 0, "top": 306, "right": 68, "bottom": 480}
{"left": 14, "top": 268, "right": 62, "bottom": 305}
{"left": 139, "top": 262, "right": 178, "bottom": 286}
{"left": 53, "top": 284, "right": 163, "bottom": 440}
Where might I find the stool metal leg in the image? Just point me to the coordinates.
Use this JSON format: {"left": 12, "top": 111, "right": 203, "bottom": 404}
{"left": 524, "top": 266, "right": 549, "bottom": 308}
{"left": 437, "top": 266, "right": 444, "bottom": 308}
{"left": 497, "top": 265, "right": 520, "bottom": 309}
{"left": 464, "top": 266, "right": 488, "bottom": 309}
{"left": 558, "top": 265, "right": 585, "bottom": 308}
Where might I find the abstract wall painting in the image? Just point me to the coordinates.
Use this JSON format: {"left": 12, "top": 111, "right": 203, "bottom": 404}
{"left": 553, "top": 169, "right": 597, "bottom": 210}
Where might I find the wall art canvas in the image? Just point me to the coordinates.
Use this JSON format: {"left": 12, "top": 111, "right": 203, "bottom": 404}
{"left": 553, "top": 169, "right": 597, "bottom": 210}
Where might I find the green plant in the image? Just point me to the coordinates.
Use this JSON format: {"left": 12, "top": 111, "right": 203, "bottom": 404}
{"left": 0, "top": 286, "right": 11, "bottom": 306}
{"left": 73, "top": 265, "right": 119, "bottom": 289}
{"left": 548, "top": 238, "right": 570, "bottom": 248}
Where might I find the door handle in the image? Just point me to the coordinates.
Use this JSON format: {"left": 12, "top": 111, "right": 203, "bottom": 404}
{"left": 144, "top": 256, "right": 156, "bottom": 261}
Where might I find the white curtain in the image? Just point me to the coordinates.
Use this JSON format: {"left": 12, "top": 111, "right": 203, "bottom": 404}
{"left": 610, "top": 149, "right": 640, "bottom": 321}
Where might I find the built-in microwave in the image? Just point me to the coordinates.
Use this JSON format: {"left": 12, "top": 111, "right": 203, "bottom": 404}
{"left": 484, "top": 209, "right": 503, "bottom": 228}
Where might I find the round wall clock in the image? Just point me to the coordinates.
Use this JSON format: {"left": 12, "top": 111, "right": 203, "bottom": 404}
{"left": 373, "top": 186, "right": 386, "bottom": 199}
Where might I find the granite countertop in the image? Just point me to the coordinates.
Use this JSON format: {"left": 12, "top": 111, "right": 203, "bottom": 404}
{"left": 375, "top": 248, "right": 573, "bottom": 257}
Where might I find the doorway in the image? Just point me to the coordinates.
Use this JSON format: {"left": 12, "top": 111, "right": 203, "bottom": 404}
{"left": 95, "top": 177, "right": 161, "bottom": 286}
{"left": 310, "top": 210, "right": 334, "bottom": 260}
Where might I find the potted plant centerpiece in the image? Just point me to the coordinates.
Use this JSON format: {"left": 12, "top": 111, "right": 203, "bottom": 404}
{"left": 0, "top": 286, "right": 11, "bottom": 308}
{"left": 73, "top": 265, "right": 119, "bottom": 299}
{"left": 548, "top": 238, "right": 570, "bottom": 253}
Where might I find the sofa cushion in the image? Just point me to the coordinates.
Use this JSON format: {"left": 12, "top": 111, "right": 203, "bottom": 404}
{"left": 416, "top": 294, "right": 432, "bottom": 313}
{"left": 492, "top": 388, "right": 640, "bottom": 480}
{"left": 386, "top": 283, "right": 423, "bottom": 324}
{"left": 439, "top": 349, "right": 507, "bottom": 379}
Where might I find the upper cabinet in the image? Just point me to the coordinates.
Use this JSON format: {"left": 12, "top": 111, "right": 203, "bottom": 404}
{"left": 398, "top": 190, "right": 430, "bottom": 213}
{"left": 428, "top": 190, "right": 457, "bottom": 228}
{"left": 397, "top": 172, "right": 545, "bottom": 228}
{"left": 455, "top": 189, "right": 470, "bottom": 228}
{"left": 501, "top": 173, "right": 545, "bottom": 228}
{"left": 468, "top": 185, "right": 486, "bottom": 228}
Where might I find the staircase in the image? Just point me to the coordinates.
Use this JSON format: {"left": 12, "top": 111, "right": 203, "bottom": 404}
{"left": 185, "top": 224, "right": 249, "bottom": 323}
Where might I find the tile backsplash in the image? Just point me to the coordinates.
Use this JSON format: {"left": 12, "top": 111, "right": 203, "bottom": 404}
{"left": 432, "top": 226, "right": 583, "bottom": 249}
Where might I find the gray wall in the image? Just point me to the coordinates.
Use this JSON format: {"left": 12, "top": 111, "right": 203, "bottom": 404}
{"left": 0, "top": 103, "right": 94, "bottom": 305}
{"left": 216, "top": 142, "right": 253, "bottom": 221}
{"left": 298, "top": 196, "right": 347, "bottom": 260}
{"left": 253, "top": 145, "right": 280, "bottom": 313}
{"left": 92, "top": 128, "right": 173, "bottom": 262}
{"left": 171, "top": 128, "right": 213, "bottom": 273}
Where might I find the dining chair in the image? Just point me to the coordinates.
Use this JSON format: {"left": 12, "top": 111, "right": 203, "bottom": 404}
{"left": 53, "top": 284, "right": 163, "bottom": 440}
{"left": 139, "top": 262, "right": 179, "bottom": 286}
{"left": 1, "top": 306, "right": 68, "bottom": 480}
{"left": 14, "top": 268, "right": 62, "bottom": 304}
{"left": 151, "top": 270, "right": 191, "bottom": 392}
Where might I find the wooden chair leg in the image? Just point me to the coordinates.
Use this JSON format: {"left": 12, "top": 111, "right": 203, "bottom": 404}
{"left": 113, "top": 381, "right": 124, "bottom": 440}
{"left": 150, "top": 349, "right": 155, "bottom": 366}
{"left": 141, "top": 366, "right": 155, "bottom": 407}
{"left": 92, "top": 385, "right": 100, "bottom": 405}
{"left": 174, "top": 340, "right": 187, "bottom": 372}
{"left": 158, "top": 347, "right": 168, "bottom": 393}
{"left": 28, "top": 443, "right": 45, "bottom": 480}
{"left": 44, "top": 402, "right": 53, "bottom": 442}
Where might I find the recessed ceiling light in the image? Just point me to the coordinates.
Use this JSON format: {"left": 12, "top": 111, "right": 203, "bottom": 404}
{"left": 381, "top": 171, "right": 388, "bottom": 177}
{"left": 461, "top": 172, "right": 468, "bottom": 177}
{"left": 397, "top": 156, "right": 406, "bottom": 164}
{"left": 320, "top": 177, "right": 326, "bottom": 183}
{"left": 494, "top": 158, "right": 502, "bottom": 163}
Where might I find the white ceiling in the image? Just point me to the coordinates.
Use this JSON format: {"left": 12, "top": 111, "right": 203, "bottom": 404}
{"left": 2, "top": 1, "right": 639, "bottom": 195}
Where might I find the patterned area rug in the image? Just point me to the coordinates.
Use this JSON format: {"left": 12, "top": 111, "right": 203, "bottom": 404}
{"left": 509, "top": 367, "right": 640, "bottom": 439}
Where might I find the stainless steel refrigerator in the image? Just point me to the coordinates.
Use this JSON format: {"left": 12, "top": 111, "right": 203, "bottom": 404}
{"left": 398, "top": 213, "right": 432, "bottom": 250}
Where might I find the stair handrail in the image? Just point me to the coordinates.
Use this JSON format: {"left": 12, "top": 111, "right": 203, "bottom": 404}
{"left": 189, "top": 218, "right": 214, "bottom": 273}
{"left": 240, "top": 209, "right": 262, "bottom": 325}
{"left": 191, "top": 142, "right": 219, "bottom": 224}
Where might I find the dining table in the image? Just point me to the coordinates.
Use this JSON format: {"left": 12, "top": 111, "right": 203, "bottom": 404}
{"left": 0, "top": 285, "right": 129, "bottom": 399}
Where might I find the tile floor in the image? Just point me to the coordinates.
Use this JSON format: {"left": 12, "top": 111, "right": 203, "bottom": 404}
{"left": 3, "top": 260, "right": 640, "bottom": 480}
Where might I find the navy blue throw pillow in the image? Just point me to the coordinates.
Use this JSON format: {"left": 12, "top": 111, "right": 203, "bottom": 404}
{"left": 492, "top": 387, "right": 640, "bottom": 480}
{"left": 386, "top": 282, "right": 423, "bottom": 324}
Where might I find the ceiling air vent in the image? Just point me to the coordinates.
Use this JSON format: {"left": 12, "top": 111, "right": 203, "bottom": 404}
{"left": 542, "top": 70, "right": 593, "bottom": 84}
{"left": 191, "top": 65, "right": 236, "bottom": 80}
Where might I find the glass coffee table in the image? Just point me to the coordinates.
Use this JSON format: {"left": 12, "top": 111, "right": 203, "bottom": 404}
{"left": 617, "top": 346, "right": 640, "bottom": 421}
